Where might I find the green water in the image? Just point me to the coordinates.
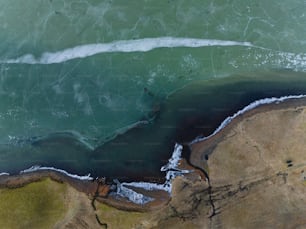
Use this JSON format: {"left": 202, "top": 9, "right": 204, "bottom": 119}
{"left": 1, "top": 0, "right": 306, "bottom": 178}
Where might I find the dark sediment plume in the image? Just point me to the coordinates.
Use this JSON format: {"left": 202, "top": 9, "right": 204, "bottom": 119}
{"left": 3, "top": 70, "right": 306, "bottom": 182}
{"left": 91, "top": 70, "right": 306, "bottom": 180}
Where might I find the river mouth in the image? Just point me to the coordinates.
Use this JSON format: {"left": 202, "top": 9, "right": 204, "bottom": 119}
{"left": 2, "top": 70, "right": 306, "bottom": 182}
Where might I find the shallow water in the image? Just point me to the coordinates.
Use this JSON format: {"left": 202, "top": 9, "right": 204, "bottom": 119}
{"left": 1, "top": 1, "right": 306, "bottom": 180}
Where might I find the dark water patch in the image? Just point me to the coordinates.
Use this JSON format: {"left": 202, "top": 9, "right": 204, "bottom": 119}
{"left": 2, "top": 70, "right": 306, "bottom": 181}
{"left": 90, "top": 70, "right": 306, "bottom": 179}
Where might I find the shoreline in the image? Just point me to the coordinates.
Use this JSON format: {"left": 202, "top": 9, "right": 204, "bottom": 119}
{"left": 4, "top": 72, "right": 306, "bottom": 181}
{"left": 189, "top": 96, "right": 306, "bottom": 172}
{"left": 190, "top": 95, "right": 306, "bottom": 144}
{"left": 2, "top": 95, "right": 306, "bottom": 211}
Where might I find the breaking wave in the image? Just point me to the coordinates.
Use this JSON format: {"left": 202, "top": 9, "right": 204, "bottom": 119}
{"left": 20, "top": 165, "right": 94, "bottom": 180}
{"left": 1, "top": 37, "right": 253, "bottom": 64}
{"left": 191, "top": 94, "right": 306, "bottom": 144}
{"left": 2, "top": 95, "right": 306, "bottom": 204}
{"left": 115, "top": 143, "right": 191, "bottom": 204}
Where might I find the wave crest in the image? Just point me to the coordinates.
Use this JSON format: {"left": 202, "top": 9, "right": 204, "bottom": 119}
{"left": 1, "top": 37, "right": 253, "bottom": 64}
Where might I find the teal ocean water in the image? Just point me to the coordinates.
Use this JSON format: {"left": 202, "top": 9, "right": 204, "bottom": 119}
{"left": 1, "top": 0, "right": 306, "bottom": 180}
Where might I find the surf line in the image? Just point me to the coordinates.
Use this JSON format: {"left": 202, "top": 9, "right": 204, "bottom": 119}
{"left": 1, "top": 37, "right": 254, "bottom": 64}
{"left": 191, "top": 94, "right": 306, "bottom": 144}
{"left": 20, "top": 165, "right": 93, "bottom": 181}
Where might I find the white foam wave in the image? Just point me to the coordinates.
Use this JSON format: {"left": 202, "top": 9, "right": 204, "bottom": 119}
{"left": 20, "top": 165, "right": 93, "bottom": 181}
{"left": 0, "top": 172, "right": 9, "bottom": 176}
{"left": 161, "top": 143, "right": 183, "bottom": 172}
{"left": 122, "top": 181, "right": 167, "bottom": 192}
{"left": 1, "top": 37, "right": 253, "bottom": 64}
{"left": 191, "top": 95, "right": 306, "bottom": 144}
{"left": 114, "top": 179, "right": 154, "bottom": 205}
{"left": 116, "top": 143, "right": 191, "bottom": 204}
{"left": 3, "top": 143, "right": 187, "bottom": 205}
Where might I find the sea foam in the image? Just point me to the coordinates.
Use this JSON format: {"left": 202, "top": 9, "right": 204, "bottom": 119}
{"left": 1, "top": 37, "right": 253, "bottom": 64}
{"left": 3, "top": 95, "right": 306, "bottom": 205}
{"left": 191, "top": 94, "right": 306, "bottom": 144}
{"left": 115, "top": 143, "right": 191, "bottom": 204}
{"left": 1, "top": 133, "right": 190, "bottom": 205}
{"left": 20, "top": 165, "right": 93, "bottom": 180}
